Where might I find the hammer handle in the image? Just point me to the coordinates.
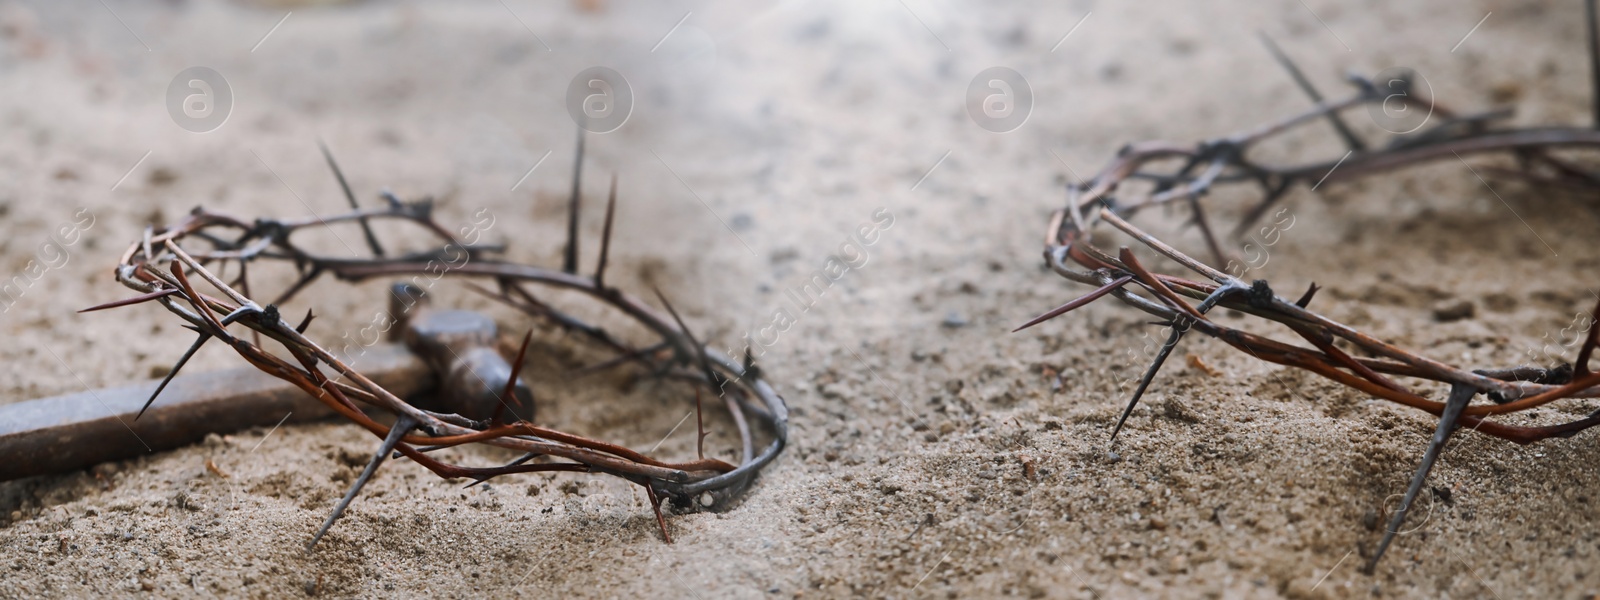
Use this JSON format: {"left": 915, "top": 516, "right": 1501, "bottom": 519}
{"left": 0, "top": 343, "right": 432, "bottom": 481}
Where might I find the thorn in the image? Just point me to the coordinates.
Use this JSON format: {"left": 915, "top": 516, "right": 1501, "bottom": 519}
{"left": 1013, "top": 275, "right": 1134, "bottom": 332}
{"left": 563, "top": 127, "right": 586, "bottom": 275}
{"left": 140, "top": 332, "right": 212, "bottom": 420}
{"left": 1232, "top": 178, "right": 1294, "bottom": 240}
{"left": 464, "top": 452, "right": 540, "bottom": 489}
{"left": 1110, "top": 325, "right": 1182, "bottom": 444}
{"left": 1589, "top": 0, "right": 1600, "bottom": 129}
{"left": 319, "top": 140, "right": 385, "bottom": 258}
{"left": 645, "top": 480, "right": 672, "bottom": 543}
{"left": 272, "top": 268, "right": 324, "bottom": 307}
{"left": 1186, "top": 195, "right": 1228, "bottom": 269}
{"left": 1295, "top": 283, "right": 1320, "bottom": 308}
{"left": 651, "top": 287, "right": 721, "bottom": 459}
{"left": 1257, "top": 32, "right": 1366, "bottom": 152}
{"left": 494, "top": 331, "right": 535, "bottom": 426}
{"left": 1108, "top": 282, "right": 1241, "bottom": 444}
{"left": 236, "top": 260, "right": 260, "bottom": 348}
{"left": 1365, "top": 384, "right": 1474, "bottom": 572}
{"left": 296, "top": 308, "right": 316, "bottom": 334}
{"left": 566, "top": 344, "right": 649, "bottom": 376}
{"left": 78, "top": 288, "right": 179, "bottom": 313}
{"left": 379, "top": 189, "right": 403, "bottom": 209}
{"left": 695, "top": 387, "right": 706, "bottom": 461}
{"left": 651, "top": 287, "right": 722, "bottom": 387}
{"left": 308, "top": 415, "right": 415, "bottom": 552}
{"left": 595, "top": 173, "right": 618, "bottom": 288}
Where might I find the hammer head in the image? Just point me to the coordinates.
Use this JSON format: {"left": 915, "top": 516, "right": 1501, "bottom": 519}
{"left": 391, "top": 283, "right": 534, "bottom": 423}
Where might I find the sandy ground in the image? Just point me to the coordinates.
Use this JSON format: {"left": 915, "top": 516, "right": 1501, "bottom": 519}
{"left": 2, "top": 0, "right": 1599, "bottom": 598}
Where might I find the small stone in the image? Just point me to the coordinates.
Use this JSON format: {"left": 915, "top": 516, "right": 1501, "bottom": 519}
{"left": 1168, "top": 554, "right": 1187, "bottom": 573}
{"left": 1432, "top": 300, "right": 1475, "bottom": 322}
{"left": 149, "top": 364, "right": 172, "bottom": 379}
{"left": 942, "top": 312, "right": 969, "bottom": 328}
{"left": 1149, "top": 516, "right": 1168, "bottom": 531}
{"left": 1362, "top": 509, "right": 1378, "bottom": 531}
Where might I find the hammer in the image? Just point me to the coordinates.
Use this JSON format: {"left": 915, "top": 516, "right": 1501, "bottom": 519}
{"left": 0, "top": 283, "right": 532, "bottom": 482}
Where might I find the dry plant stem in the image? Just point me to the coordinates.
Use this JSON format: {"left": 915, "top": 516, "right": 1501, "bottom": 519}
{"left": 97, "top": 145, "right": 788, "bottom": 548}
{"left": 1023, "top": 54, "right": 1600, "bottom": 569}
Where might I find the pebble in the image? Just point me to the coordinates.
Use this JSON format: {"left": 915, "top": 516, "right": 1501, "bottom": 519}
{"left": 1431, "top": 300, "right": 1475, "bottom": 322}
{"left": 942, "top": 312, "right": 969, "bottom": 328}
{"left": 1168, "top": 555, "right": 1187, "bottom": 573}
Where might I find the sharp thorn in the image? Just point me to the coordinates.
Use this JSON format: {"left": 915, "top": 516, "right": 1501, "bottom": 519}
{"left": 1257, "top": 32, "right": 1366, "bottom": 152}
{"left": 1365, "top": 384, "right": 1474, "bottom": 573}
{"left": 1013, "top": 275, "right": 1134, "bottom": 332}
{"left": 650, "top": 287, "right": 720, "bottom": 387}
{"left": 695, "top": 387, "right": 707, "bottom": 461}
{"left": 645, "top": 480, "right": 672, "bottom": 544}
{"left": 1589, "top": 0, "right": 1600, "bottom": 129}
{"left": 1296, "top": 283, "right": 1321, "bottom": 308}
{"left": 1109, "top": 284, "right": 1237, "bottom": 445}
{"left": 563, "top": 127, "right": 586, "bottom": 275}
{"left": 139, "top": 332, "right": 212, "bottom": 420}
{"left": 307, "top": 415, "right": 415, "bottom": 553}
{"left": 379, "top": 189, "right": 403, "bottom": 209}
{"left": 595, "top": 173, "right": 618, "bottom": 288}
{"left": 464, "top": 452, "right": 541, "bottom": 489}
{"left": 79, "top": 288, "right": 179, "bottom": 313}
{"left": 1110, "top": 326, "right": 1182, "bottom": 444}
{"left": 319, "top": 140, "right": 385, "bottom": 258}
{"left": 498, "top": 330, "right": 535, "bottom": 425}
{"left": 272, "top": 268, "right": 323, "bottom": 307}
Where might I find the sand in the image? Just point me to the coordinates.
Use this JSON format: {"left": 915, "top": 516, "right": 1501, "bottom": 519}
{"left": 1, "top": 0, "right": 1598, "bottom": 598}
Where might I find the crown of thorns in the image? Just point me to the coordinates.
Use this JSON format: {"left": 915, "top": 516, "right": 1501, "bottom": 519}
{"left": 1019, "top": 38, "right": 1600, "bottom": 571}
{"left": 91, "top": 140, "right": 787, "bottom": 549}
